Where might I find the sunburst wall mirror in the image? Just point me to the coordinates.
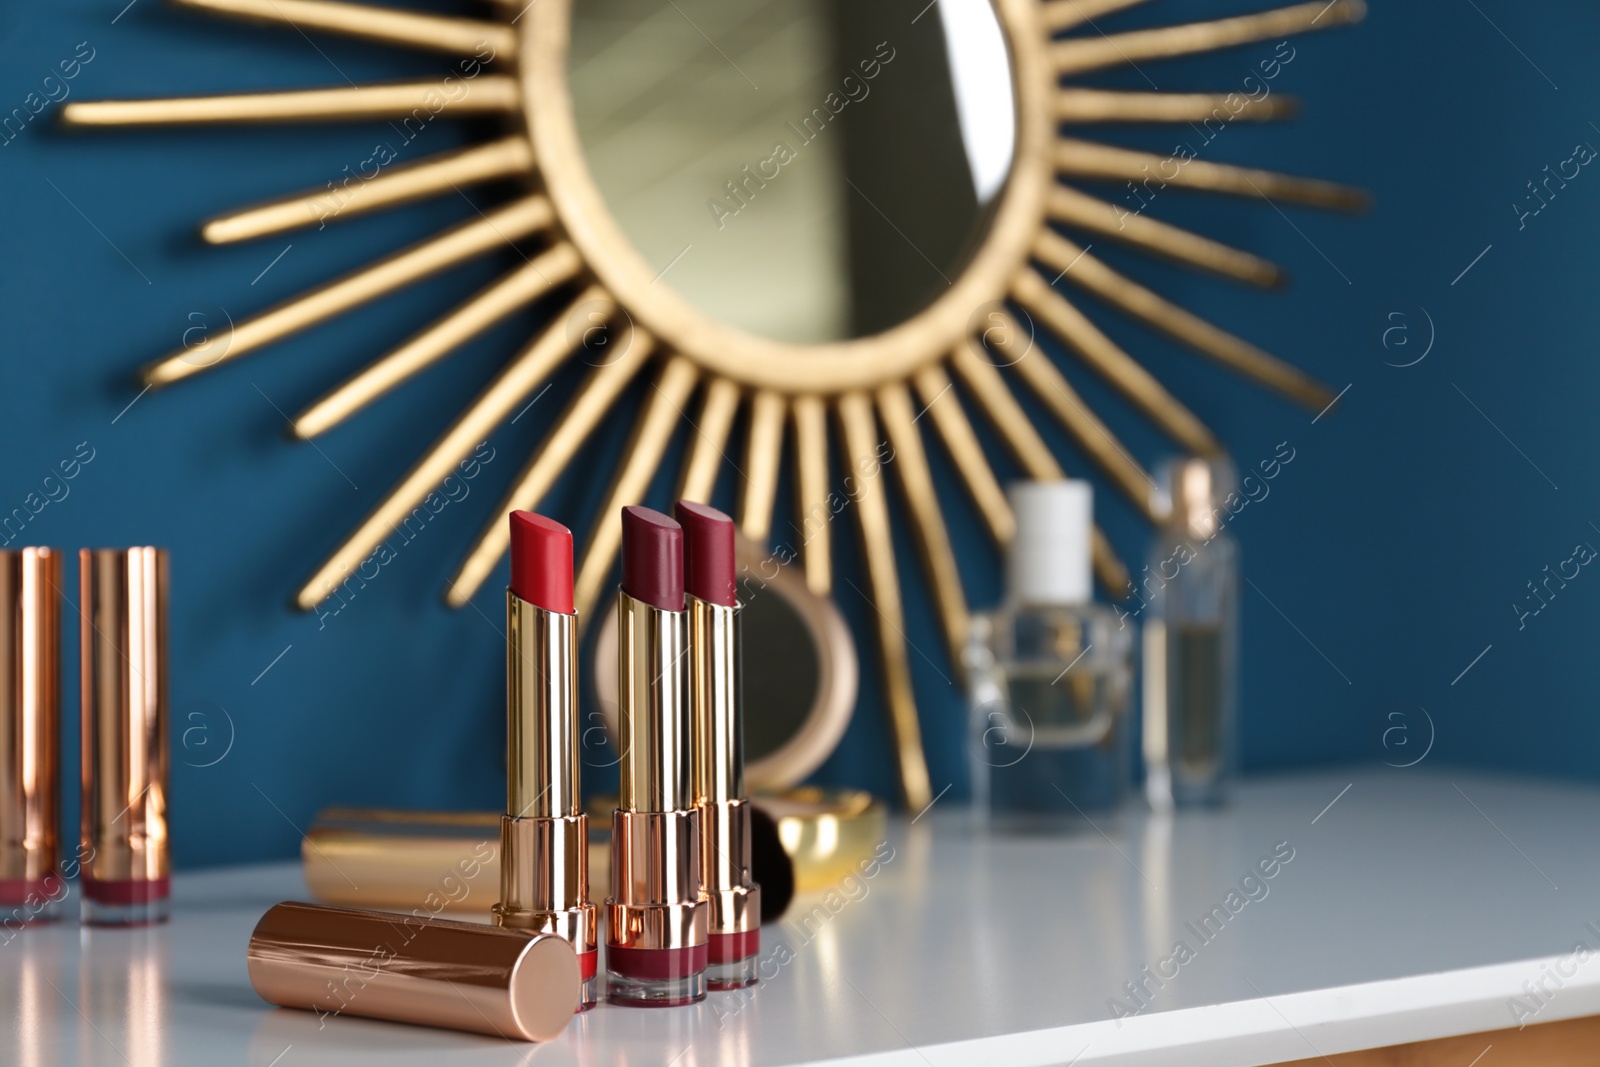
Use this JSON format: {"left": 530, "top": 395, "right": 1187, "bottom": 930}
{"left": 62, "top": 0, "right": 1367, "bottom": 809}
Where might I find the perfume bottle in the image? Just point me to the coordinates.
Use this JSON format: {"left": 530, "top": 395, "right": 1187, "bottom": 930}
{"left": 966, "top": 480, "right": 1133, "bottom": 830}
{"left": 1142, "top": 457, "right": 1239, "bottom": 809}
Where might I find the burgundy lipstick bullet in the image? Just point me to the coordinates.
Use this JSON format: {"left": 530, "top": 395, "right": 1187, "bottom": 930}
{"left": 677, "top": 501, "right": 761, "bottom": 989}
{"left": 605, "top": 506, "right": 710, "bottom": 1005}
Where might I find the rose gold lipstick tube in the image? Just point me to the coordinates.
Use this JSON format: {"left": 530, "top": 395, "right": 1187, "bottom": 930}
{"left": 493, "top": 590, "right": 598, "bottom": 1008}
{"left": 248, "top": 901, "right": 580, "bottom": 1040}
{"left": 0, "top": 548, "right": 63, "bottom": 924}
{"left": 690, "top": 593, "right": 761, "bottom": 989}
{"left": 80, "top": 548, "right": 169, "bottom": 926}
{"left": 606, "top": 588, "right": 709, "bottom": 1006}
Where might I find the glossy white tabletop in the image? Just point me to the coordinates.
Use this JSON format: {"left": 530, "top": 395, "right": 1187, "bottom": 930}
{"left": 8, "top": 769, "right": 1600, "bottom": 1066}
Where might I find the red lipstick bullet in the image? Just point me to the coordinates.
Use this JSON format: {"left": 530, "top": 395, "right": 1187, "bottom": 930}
{"left": 495, "top": 511, "right": 597, "bottom": 1009}
{"left": 509, "top": 510, "right": 574, "bottom": 614}
{"left": 606, "top": 506, "right": 709, "bottom": 1006}
{"left": 677, "top": 501, "right": 761, "bottom": 989}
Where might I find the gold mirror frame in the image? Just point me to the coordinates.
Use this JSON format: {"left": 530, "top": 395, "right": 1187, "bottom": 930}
{"left": 520, "top": 0, "right": 1053, "bottom": 393}
{"left": 60, "top": 0, "right": 1368, "bottom": 808}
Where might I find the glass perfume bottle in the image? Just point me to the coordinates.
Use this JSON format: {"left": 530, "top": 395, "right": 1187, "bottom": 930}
{"left": 1142, "top": 457, "right": 1239, "bottom": 809}
{"left": 966, "top": 480, "right": 1133, "bottom": 831}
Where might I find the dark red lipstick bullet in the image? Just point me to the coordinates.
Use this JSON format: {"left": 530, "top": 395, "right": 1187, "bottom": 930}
{"left": 607, "top": 505, "right": 708, "bottom": 1005}
{"left": 620, "top": 506, "right": 684, "bottom": 612}
{"left": 676, "top": 501, "right": 760, "bottom": 989}
{"left": 676, "top": 501, "right": 737, "bottom": 609}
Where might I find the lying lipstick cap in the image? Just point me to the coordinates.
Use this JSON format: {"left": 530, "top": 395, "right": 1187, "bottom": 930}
{"left": 248, "top": 901, "right": 580, "bottom": 1041}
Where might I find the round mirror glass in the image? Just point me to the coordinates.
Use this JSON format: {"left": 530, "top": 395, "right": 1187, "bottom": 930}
{"left": 569, "top": 0, "right": 1016, "bottom": 343}
{"left": 738, "top": 572, "right": 820, "bottom": 764}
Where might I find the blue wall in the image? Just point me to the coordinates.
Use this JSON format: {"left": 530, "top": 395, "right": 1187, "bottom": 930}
{"left": 5, "top": 1, "right": 1599, "bottom": 869}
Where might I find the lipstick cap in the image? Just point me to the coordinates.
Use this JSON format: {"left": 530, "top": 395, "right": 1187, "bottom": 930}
{"left": 0, "top": 548, "right": 63, "bottom": 919}
{"left": 247, "top": 901, "right": 580, "bottom": 1041}
{"left": 80, "top": 547, "right": 170, "bottom": 925}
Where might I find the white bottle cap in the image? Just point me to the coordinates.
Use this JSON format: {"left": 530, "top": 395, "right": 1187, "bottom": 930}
{"left": 1007, "top": 479, "right": 1093, "bottom": 605}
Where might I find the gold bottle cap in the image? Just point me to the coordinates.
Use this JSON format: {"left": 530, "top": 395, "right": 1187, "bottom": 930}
{"left": 247, "top": 901, "right": 580, "bottom": 1041}
{"left": 1156, "top": 456, "right": 1237, "bottom": 541}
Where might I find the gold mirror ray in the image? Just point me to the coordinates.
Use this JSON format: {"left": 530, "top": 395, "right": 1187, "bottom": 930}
{"left": 203, "top": 137, "right": 535, "bottom": 245}
{"left": 171, "top": 0, "right": 517, "bottom": 57}
{"left": 738, "top": 391, "right": 785, "bottom": 547}
{"left": 837, "top": 392, "right": 931, "bottom": 811}
{"left": 60, "top": 78, "right": 520, "bottom": 127}
{"left": 1055, "top": 138, "right": 1369, "bottom": 211}
{"left": 1045, "top": 186, "right": 1284, "bottom": 289}
{"left": 1051, "top": 0, "right": 1365, "bottom": 76}
{"left": 793, "top": 396, "right": 833, "bottom": 598}
{"left": 677, "top": 378, "right": 741, "bottom": 505}
{"left": 1054, "top": 88, "right": 1298, "bottom": 124}
{"left": 912, "top": 364, "right": 1015, "bottom": 546}
{"left": 1041, "top": 0, "right": 1155, "bottom": 33}
{"left": 878, "top": 382, "right": 971, "bottom": 678}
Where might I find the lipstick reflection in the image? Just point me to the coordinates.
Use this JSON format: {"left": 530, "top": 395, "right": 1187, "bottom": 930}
{"left": 6, "top": 938, "right": 60, "bottom": 1067}
{"left": 79, "top": 927, "right": 166, "bottom": 1067}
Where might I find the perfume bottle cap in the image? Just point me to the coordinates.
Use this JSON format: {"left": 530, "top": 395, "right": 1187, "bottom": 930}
{"left": 1155, "top": 456, "right": 1236, "bottom": 540}
{"left": 1007, "top": 480, "right": 1092, "bottom": 605}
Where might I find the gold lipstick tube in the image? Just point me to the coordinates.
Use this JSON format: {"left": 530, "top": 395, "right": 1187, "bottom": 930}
{"left": 690, "top": 593, "right": 761, "bottom": 989}
{"left": 606, "top": 588, "right": 709, "bottom": 1006}
{"left": 0, "top": 548, "right": 63, "bottom": 924}
{"left": 80, "top": 548, "right": 169, "bottom": 926}
{"left": 494, "top": 592, "right": 597, "bottom": 1008}
{"left": 247, "top": 901, "right": 580, "bottom": 1041}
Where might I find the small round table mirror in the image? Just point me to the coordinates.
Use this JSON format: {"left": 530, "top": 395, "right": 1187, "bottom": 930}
{"left": 591, "top": 537, "right": 858, "bottom": 790}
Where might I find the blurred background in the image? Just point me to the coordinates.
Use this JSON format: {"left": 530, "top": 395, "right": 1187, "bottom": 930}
{"left": 4, "top": 0, "right": 1599, "bottom": 868}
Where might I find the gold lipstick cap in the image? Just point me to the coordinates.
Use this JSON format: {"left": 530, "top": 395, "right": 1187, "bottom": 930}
{"left": 0, "top": 548, "right": 63, "bottom": 919}
{"left": 80, "top": 547, "right": 170, "bottom": 925}
{"left": 247, "top": 901, "right": 580, "bottom": 1041}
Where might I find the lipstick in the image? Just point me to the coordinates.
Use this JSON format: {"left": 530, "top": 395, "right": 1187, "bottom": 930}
{"left": 493, "top": 512, "right": 598, "bottom": 1009}
{"left": 605, "top": 506, "right": 709, "bottom": 1006}
{"left": 677, "top": 501, "right": 761, "bottom": 989}
{"left": 1, "top": 548, "right": 63, "bottom": 923}
{"left": 80, "top": 548, "right": 169, "bottom": 925}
